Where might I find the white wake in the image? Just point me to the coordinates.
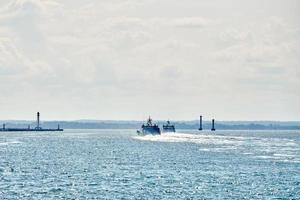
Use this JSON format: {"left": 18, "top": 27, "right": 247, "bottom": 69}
{"left": 133, "top": 132, "right": 246, "bottom": 145}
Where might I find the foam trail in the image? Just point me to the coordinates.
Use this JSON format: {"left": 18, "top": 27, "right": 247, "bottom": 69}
{"left": 133, "top": 132, "right": 246, "bottom": 145}
{"left": 0, "top": 140, "right": 23, "bottom": 146}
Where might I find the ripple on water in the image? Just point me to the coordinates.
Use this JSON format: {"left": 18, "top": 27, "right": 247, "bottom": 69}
{"left": 0, "top": 130, "right": 299, "bottom": 199}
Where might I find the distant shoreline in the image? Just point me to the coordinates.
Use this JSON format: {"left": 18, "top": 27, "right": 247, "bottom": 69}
{"left": 1, "top": 120, "right": 300, "bottom": 130}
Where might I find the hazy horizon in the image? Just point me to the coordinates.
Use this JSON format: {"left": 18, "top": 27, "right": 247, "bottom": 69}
{"left": 0, "top": 0, "right": 299, "bottom": 121}
{"left": 1, "top": 117, "right": 300, "bottom": 123}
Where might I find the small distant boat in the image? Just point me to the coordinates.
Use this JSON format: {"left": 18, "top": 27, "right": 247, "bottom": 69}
{"left": 137, "top": 117, "right": 161, "bottom": 135}
{"left": 162, "top": 120, "right": 176, "bottom": 133}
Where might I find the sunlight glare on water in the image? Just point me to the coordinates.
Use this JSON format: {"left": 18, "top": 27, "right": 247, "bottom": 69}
{"left": 0, "top": 129, "right": 299, "bottom": 199}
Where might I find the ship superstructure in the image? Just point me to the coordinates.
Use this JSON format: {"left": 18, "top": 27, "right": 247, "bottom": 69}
{"left": 137, "top": 117, "right": 161, "bottom": 135}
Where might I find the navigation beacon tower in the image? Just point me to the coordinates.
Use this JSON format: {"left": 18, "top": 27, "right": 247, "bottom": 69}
{"left": 198, "top": 115, "right": 203, "bottom": 131}
{"left": 211, "top": 119, "right": 216, "bottom": 131}
{"left": 35, "top": 112, "right": 42, "bottom": 130}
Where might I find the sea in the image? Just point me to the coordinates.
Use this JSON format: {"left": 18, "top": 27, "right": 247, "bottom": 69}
{"left": 0, "top": 129, "right": 299, "bottom": 199}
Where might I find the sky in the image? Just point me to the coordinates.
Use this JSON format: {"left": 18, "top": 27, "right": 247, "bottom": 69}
{"left": 0, "top": 0, "right": 299, "bottom": 121}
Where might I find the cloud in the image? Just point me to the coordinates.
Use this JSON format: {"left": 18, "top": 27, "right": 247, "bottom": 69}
{"left": 171, "top": 17, "right": 212, "bottom": 28}
{"left": 215, "top": 17, "right": 300, "bottom": 68}
{"left": 0, "top": 0, "right": 299, "bottom": 120}
{"left": 0, "top": 37, "right": 29, "bottom": 75}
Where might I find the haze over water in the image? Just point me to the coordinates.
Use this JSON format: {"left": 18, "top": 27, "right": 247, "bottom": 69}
{"left": 1, "top": 129, "right": 299, "bottom": 199}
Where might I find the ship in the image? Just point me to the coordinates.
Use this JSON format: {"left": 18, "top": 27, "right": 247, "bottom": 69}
{"left": 137, "top": 117, "right": 161, "bottom": 135}
{"left": 162, "top": 120, "right": 176, "bottom": 132}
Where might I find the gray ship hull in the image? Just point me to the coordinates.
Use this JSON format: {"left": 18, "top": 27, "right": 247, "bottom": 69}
{"left": 162, "top": 121, "right": 176, "bottom": 133}
{"left": 162, "top": 126, "right": 175, "bottom": 133}
{"left": 137, "top": 126, "right": 161, "bottom": 135}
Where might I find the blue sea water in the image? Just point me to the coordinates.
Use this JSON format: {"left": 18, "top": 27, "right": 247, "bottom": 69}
{"left": 0, "top": 129, "right": 299, "bottom": 199}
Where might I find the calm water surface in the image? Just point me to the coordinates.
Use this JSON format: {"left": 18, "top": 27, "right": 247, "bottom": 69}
{"left": 0, "top": 129, "right": 299, "bottom": 199}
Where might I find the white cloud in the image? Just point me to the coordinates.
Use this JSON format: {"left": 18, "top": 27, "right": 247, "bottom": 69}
{"left": 0, "top": 0, "right": 299, "bottom": 120}
{"left": 171, "top": 17, "right": 212, "bottom": 28}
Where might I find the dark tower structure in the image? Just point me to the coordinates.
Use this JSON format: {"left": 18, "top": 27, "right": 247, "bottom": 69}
{"left": 0, "top": 112, "right": 63, "bottom": 132}
{"left": 211, "top": 119, "right": 215, "bottom": 131}
{"left": 36, "top": 112, "right": 41, "bottom": 129}
{"left": 198, "top": 115, "right": 203, "bottom": 131}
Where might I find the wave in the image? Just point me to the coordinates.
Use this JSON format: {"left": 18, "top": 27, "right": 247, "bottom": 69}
{"left": 133, "top": 132, "right": 247, "bottom": 145}
{"left": 133, "top": 132, "right": 300, "bottom": 162}
{"left": 0, "top": 140, "right": 23, "bottom": 146}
